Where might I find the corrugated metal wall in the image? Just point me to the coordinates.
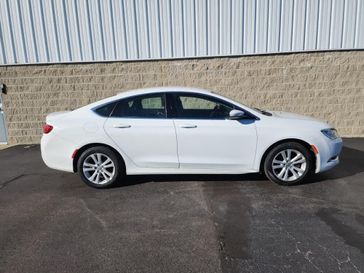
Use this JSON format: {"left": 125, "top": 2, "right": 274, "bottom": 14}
{"left": 0, "top": 0, "right": 363, "bottom": 65}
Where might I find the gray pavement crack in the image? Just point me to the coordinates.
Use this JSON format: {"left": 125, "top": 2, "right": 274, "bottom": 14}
{"left": 271, "top": 218, "right": 325, "bottom": 273}
{"left": 80, "top": 199, "right": 108, "bottom": 231}
{"left": 0, "top": 174, "right": 24, "bottom": 190}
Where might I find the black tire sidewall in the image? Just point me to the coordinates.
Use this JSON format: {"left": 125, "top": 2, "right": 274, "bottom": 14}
{"left": 77, "top": 146, "right": 122, "bottom": 188}
{"left": 264, "top": 142, "right": 313, "bottom": 185}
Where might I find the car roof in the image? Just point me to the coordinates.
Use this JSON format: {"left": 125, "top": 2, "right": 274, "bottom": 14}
{"left": 116, "top": 86, "right": 213, "bottom": 98}
{"left": 79, "top": 87, "right": 214, "bottom": 112}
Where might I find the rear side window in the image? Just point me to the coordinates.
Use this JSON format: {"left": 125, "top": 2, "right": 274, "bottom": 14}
{"left": 94, "top": 102, "right": 117, "bottom": 117}
{"left": 111, "top": 93, "right": 166, "bottom": 119}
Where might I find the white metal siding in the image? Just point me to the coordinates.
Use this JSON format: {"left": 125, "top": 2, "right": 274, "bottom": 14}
{"left": 0, "top": 0, "right": 363, "bottom": 65}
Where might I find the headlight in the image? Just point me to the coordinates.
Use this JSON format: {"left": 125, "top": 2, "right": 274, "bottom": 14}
{"left": 321, "top": 128, "right": 339, "bottom": 140}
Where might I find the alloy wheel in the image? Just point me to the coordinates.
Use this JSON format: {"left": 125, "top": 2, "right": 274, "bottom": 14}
{"left": 82, "top": 153, "right": 116, "bottom": 185}
{"left": 271, "top": 149, "right": 307, "bottom": 182}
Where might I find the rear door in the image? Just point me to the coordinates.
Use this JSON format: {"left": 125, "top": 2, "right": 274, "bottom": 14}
{"left": 104, "top": 93, "right": 178, "bottom": 168}
{"left": 168, "top": 92, "right": 257, "bottom": 172}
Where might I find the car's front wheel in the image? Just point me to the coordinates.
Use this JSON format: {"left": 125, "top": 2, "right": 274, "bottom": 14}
{"left": 77, "top": 146, "right": 123, "bottom": 188}
{"left": 264, "top": 142, "right": 314, "bottom": 185}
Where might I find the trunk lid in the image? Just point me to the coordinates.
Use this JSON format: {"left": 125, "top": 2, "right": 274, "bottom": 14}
{"left": 46, "top": 111, "right": 71, "bottom": 123}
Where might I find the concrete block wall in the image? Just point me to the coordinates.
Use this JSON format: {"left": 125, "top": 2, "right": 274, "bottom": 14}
{"left": 0, "top": 51, "right": 363, "bottom": 144}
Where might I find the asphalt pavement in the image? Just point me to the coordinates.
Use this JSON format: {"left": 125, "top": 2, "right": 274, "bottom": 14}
{"left": 0, "top": 139, "right": 363, "bottom": 273}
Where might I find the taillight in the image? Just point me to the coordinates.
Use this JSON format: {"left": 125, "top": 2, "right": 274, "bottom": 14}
{"left": 43, "top": 124, "right": 53, "bottom": 134}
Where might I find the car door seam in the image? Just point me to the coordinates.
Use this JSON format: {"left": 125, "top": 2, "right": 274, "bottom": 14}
{"left": 172, "top": 119, "right": 181, "bottom": 168}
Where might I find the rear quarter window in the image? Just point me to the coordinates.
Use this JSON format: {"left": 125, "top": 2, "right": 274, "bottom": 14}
{"left": 93, "top": 102, "right": 117, "bottom": 117}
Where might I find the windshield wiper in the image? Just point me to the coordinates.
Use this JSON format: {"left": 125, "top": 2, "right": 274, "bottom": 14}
{"left": 254, "top": 108, "right": 272, "bottom": 116}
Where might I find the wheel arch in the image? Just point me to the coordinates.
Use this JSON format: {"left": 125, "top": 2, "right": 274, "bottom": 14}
{"left": 72, "top": 143, "right": 126, "bottom": 173}
{"left": 259, "top": 138, "right": 317, "bottom": 172}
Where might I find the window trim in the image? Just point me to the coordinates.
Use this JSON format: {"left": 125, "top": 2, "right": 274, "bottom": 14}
{"left": 166, "top": 92, "right": 259, "bottom": 120}
{"left": 92, "top": 92, "right": 259, "bottom": 120}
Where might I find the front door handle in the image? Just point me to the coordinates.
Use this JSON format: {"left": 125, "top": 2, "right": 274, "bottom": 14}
{"left": 113, "top": 124, "right": 131, "bottom": 128}
{"left": 180, "top": 124, "right": 197, "bottom": 128}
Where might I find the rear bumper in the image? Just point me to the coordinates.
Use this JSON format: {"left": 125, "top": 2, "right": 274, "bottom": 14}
{"left": 41, "top": 133, "right": 75, "bottom": 173}
{"left": 315, "top": 137, "right": 343, "bottom": 173}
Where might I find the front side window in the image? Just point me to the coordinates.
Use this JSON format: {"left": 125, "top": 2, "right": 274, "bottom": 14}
{"left": 111, "top": 93, "right": 166, "bottom": 118}
{"left": 172, "top": 93, "right": 233, "bottom": 119}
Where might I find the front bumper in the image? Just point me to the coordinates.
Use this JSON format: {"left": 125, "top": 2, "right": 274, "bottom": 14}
{"left": 315, "top": 137, "right": 343, "bottom": 173}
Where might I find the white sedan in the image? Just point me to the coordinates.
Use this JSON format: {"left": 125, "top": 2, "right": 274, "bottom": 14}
{"left": 41, "top": 87, "right": 342, "bottom": 188}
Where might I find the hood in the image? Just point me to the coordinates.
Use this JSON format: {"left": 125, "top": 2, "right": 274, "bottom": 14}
{"left": 270, "top": 111, "right": 322, "bottom": 122}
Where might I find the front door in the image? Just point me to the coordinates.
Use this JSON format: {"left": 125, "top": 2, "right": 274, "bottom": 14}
{"left": 0, "top": 93, "right": 7, "bottom": 144}
{"left": 169, "top": 92, "right": 257, "bottom": 172}
{"left": 104, "top": 93, "right": 178, "bottom": 168}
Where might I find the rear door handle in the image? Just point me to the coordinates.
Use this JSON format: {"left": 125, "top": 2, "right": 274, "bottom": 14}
{"left": 113, "top": 124, "right": 131, "bottom": 128}
{"left": 180, "top": 124, "right": 197, "bottom": 128}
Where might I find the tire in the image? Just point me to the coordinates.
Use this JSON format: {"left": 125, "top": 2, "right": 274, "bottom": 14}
{"left": 77, "top": 146, "right": 124, "bottom": 188}
{"left": 264, "top": 142, "right": 314, "bottom": 185}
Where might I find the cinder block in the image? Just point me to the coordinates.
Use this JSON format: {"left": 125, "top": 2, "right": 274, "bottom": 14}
{"left": 0, "top": 51, "right": 363, "bottom": 144}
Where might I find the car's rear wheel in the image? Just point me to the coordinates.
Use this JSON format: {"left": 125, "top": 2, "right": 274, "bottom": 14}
{"left": 77, "top": 146, "right": 123, "bottom": 188}
{"left": 264, "top": 142, "right": 314, "bottom": 185}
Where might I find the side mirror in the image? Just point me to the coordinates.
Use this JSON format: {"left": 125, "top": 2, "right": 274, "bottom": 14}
{"left": 228, "top": 109, "right": 245, "bottom": 120}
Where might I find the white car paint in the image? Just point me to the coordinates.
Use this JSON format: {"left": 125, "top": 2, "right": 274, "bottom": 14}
{"left": 173, "top": 118, "right": 257, "bottom": 171}
{"left": 41, "top": 87, "right": 342, "bottom": 177}
{"left": 104, "top": 117, "right": 179, "bottom": 168}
